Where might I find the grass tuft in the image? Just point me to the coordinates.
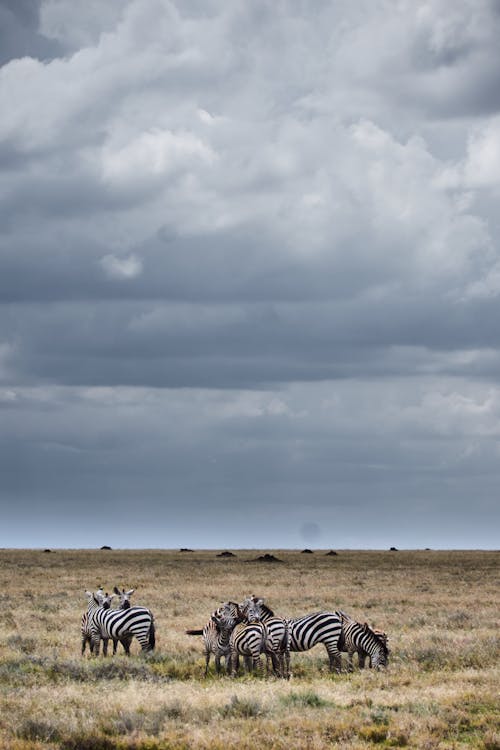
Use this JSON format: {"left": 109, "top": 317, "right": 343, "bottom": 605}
{"left": 220, "top": 694, "right": 266, "bottom": 718}
{"left": 281, "top": 690, "right": 330, "bottom": 708}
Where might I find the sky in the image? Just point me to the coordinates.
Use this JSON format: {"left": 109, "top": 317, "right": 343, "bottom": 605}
{"left": 1, "top": 0, "right": 500, "bottom": 550}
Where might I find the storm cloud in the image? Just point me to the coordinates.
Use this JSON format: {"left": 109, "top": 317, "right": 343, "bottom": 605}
{"left": 1, "top": 0, "right": 500, "bottom": 548}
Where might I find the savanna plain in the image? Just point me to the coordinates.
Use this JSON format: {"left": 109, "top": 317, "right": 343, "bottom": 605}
{"left": 0, "top": 549, "right": 498, "bottom": 750}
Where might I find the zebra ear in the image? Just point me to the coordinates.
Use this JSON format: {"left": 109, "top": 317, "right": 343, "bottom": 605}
{"left": 113, "top": 586, "right": 120, "bottom": 595}
{"left": 126, "top": 589, "right": 135, "bottom": 596}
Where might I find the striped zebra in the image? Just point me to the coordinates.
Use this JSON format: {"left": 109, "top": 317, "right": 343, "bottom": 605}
{"left": 186, "top": 618, "right": 231, "bottom": 676}
{"left": 81, "top": 611, "right": 92, "bottom": 655}
{"left": 81, "top": 588, "right": 112, "bottom": 656}
{"left": 85, "top": 590, "right": 155, "bottom": 655}
{"left": 241, "top": 597, "right": 343, "bottom": 673}
{"left": 337, "top": 611, "right": 389, "bottom": 670}
{"left": 288, "top": 611, "right": 343, "bottom": 672}
{"left": 240, "top": 596, "right": 290, "bottom": 679}
{"left": 212, "top": 603, "right": 268, "bottom": 677}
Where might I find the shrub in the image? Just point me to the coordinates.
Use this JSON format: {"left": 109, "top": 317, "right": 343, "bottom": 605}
{"left": 281, "top": 690, "right": 329, "bottom": 708}
{"left": 220, "top": 695, "right": 265, "bottom": 718}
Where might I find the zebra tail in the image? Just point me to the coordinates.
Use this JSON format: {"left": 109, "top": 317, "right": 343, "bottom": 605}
{"left": 149, "top": 621, "right": 156, "bottom": 651}
{"left": 185, "top": 629, "right": 204, "bottom": 636}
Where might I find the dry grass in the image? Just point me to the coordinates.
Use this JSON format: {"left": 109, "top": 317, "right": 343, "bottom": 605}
{"left": 0, "top": 549, "right": 498, "bottom": 749}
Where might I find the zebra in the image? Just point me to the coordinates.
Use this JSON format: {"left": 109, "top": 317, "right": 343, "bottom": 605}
{"left": 186, "top": 618, "right": 232, "bottom": 676}
{"left": 81, "top": 590, "right": 133, "bottom": 656}
{"left": 239, "top": 595, "right": 290, "bottom": 679}
{"left": 240, "top": 597, "right": 343, "bottom": 674}
{"left": 85, "top": 590, "right": 155, "bottom": 655}
{"left": 337, "top": 611, "right": 389, "bottom": 670}
{"left": 212, "top": 602, "right": 269, "bottom": 677}
{"left": 287, "top": 611, "right": 343, "bottom": 672}
{"left": 81, "top": 611, "right": 92, "bottom": 655}
{"left": 81, "top": 588, "right": 113, "bottom": 656}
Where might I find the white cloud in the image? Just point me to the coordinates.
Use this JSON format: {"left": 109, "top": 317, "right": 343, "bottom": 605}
{"left": 99, "top": 253, "right": 143, "bottom": 280}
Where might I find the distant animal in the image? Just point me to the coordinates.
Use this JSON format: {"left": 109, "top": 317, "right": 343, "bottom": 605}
{"left": 85, "top": 590, "right": 155, "bottom": 655}
{"left": 337, "top": 611, "right": 389, "bottom": 670}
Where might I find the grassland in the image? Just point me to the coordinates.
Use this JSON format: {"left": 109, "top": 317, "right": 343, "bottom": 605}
{"left": 0, "top": 548, "right": 498, "bottom": 749}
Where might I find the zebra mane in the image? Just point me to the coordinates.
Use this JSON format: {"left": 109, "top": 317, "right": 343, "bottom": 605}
{"left": 362, "top": 622, "right": 389, "bottom": 654}
{"left": 245, "top": 595, "right": 275, "bottom": 618}
{"left": 258, "top": 602, "right": 275, "bottom": 618}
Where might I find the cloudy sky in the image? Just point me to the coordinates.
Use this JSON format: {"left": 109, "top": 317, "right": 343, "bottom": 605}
{"left": 1, "top": 0, "right": 500, "bottom": 549}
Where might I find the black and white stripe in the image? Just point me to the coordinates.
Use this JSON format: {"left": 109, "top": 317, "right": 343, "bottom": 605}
{"left": 85, "top": 590, "right": 155, "bottom": 655}
{"left": 212, "top": 601, "right": 268, "bottom": 676}
{"left": 288, "top": 611, "right": 343, "bottom": 671}
{"left": 338, "top": 611, "right": 389, "bottom": 670}
{"left": 240, "top": 596, "right": 290, "bottom": 679}
{"left": 186, "top": 619, "right": 231, "bottom": 676}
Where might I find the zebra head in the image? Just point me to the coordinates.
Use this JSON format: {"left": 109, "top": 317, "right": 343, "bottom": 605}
{"left": 95, "top": 590, "right": 116, "bottom": 610}
{"left": 212, "top": 601, "right": 242, "bottom": 631}
{"left": 113, "top": 587, "right": 135, "bottom": 609}
{"left": 363, "top": 623, "right": 389, "bottom": 669}
{"left": 240, "top": 595, "right": 275, "bottom": 621}
{"left": 240, "top": 596, "right": 264, "bottom": 623}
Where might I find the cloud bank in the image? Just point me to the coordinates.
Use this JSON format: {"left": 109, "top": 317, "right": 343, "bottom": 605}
{"left": 1, "top": 0, "right": 500, "bottom": 548}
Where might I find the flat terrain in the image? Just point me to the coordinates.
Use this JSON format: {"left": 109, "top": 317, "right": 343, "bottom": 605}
{"left": 0, "top": 549, "right": 498, "bottom": 749}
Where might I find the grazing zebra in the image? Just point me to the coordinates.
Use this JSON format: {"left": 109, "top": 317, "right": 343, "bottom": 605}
{"left": 85, "top": 590, "right": 155, "bottom": 655}
{"left": 240, "top": 595, "right": 290, "bottom": 679}
{"left": 337, "top": 611, "right": 389, "bottom": 670}
{"left": 287, "top": 611, "right": 343, "bottom": 671}
{"left": 212, "top": 604, "right": 268, "bottom": 677}
{"left": 186, "top": 619, "right": 231, "bottom": 676}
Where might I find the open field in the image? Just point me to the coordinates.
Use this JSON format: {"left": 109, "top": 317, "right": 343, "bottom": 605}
{"left": 0, "top": 549, "right": 498, "bottom": 749}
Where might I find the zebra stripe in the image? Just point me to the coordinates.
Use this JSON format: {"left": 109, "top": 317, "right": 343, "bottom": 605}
{"left": 186, "top": 619, "right": 231, "bottom": 676}
{"left": 228, "top": 621, "right": 268, "bottom": 676}
{"left": 240, "top": 596, "right": 290, "bottom": 679}
{"left": 288, "top": 611, "right": 343, "bottom": 671}
{"left": 338, "top": 612, "right": 389, "bottom": 670}
{"left": 85, "top": 591, "right": 155, "bottom": 655}
{"left": 81, "top": 589, "right": 113, "bottom": 656}
{"left": 81, "top": 611, "right": 92, "bottom": 655}
{"left": 212, "top": 602, "right": 268, "bottom": 677}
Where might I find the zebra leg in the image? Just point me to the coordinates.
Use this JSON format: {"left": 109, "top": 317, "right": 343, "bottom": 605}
{"left": 347, "top": 648, "right": 355, "bottom": 671}
{"left": 90, "top": 633, "right": 101, "bottom": 656}
{"left": 284, "top": 649, "right": 290, "bottom": 680}
{"left": 269, "top": 651, "right": 281, "bottom": 677}
{"left": 252, "top": 654, "right": 263, "bottom": 675}
{"left": 121, "top": 636, "right": 132, "bottom": 656}
{"left": 102, "top": 638, "right": 109, "bottom": 657}
{"left": 205, "top": 649, "right": 211, "bottom": 677}
{"left": 327, "top": 646, "right": 342, "bottom": 673}
{"left": 358, "top": 651, "right": 367, "bottom": 669}
{"left": 229, "top": 651, "right": 238, "bottom": 677}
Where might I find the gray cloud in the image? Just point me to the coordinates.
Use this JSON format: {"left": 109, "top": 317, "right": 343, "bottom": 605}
{"left": 1, "top": 0, "right": 499, "bottom": 548}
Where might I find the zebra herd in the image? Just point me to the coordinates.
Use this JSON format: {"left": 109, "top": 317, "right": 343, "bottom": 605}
{"left": 186, "top": 595, "right": 389, "bottom": 678}
{"left": 82, "top": 589, "right": 389, "bottom": 679}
